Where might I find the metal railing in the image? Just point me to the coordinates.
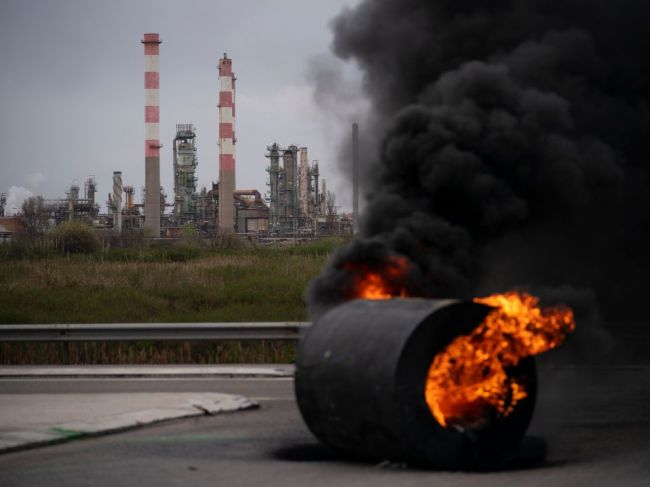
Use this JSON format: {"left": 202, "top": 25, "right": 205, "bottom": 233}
{"left": 0, "top": 322, "right": 311, "bottom": 342}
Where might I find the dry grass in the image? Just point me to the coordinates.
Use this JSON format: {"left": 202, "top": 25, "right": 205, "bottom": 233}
{"left": 3, "top": 255, "right": 261, "bottom": 291}
{"left": 0, "top": 241, "right": 339, "bottom": 364}
{"left": 0, "top": 341, "right": 296, "bottom": 365}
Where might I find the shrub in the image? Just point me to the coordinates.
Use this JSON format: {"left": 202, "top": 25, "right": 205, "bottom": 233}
{"left": 0, "top": 234, "right": 58, "bottom": 260}
{"left": 209, "top": 232, "right": 249, "bottom": 250}
{"left": 49, "top": 221, "right": 101, "bottom": 254}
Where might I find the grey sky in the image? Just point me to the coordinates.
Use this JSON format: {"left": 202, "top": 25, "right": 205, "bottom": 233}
{"left": 0, "top": 0, "right": 364, "bottom": 213}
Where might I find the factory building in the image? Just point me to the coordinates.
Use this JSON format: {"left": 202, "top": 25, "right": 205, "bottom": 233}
{"left": 265, "top": 143, "right": 324, "bottom": 236}
{"left": 43, "top": 177, "right": 100, "bottom": 224}
{"left": 0, "top": 217, "right": 26, "bottom": 243}
{"left": 234, "top": 190, "right": 269, "bottom": 234}
{"left": 6, "top": 34, "right": 354, "bottom": 241}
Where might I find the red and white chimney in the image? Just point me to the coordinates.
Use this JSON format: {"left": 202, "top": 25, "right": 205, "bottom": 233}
{"left": 218, "top": 53, "right": 236, "bottom": 233}
{"left": 142, "top": 33, "right": 161, "bottom": 236}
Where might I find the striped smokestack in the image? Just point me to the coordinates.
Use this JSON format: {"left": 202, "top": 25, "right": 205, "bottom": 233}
{"left": 218, "top": 53, "right": 236, "bottom": 233}
{"left": 142, "top": 33, "right": 161, "bottom": 237}
{"left": 113, "top": 171, "right": 123, "bottom": 233}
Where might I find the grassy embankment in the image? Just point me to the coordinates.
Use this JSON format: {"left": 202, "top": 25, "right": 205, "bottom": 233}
{"left": 0, "top": 239, "right": 340, "bottom": 365}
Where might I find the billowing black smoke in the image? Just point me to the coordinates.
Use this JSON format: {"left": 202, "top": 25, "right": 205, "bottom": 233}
{"left": 307, "top": 0, "right": 650, "bottom": 323}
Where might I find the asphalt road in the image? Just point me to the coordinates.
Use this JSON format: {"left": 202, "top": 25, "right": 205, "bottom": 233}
{"left": 0, "top": 363, "right": 648, "bottom": 487}
{"left": 0, "top": 376, "right": 295, "bottom": 398}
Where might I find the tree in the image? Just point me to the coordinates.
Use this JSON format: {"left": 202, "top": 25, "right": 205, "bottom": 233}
{"left": 21, "top": 196, "right": 50, "bottom": 235}
{"left": 49, "top": 221, "right": 100, "bottom": 254}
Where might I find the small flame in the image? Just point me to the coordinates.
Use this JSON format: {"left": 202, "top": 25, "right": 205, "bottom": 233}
{"left": 345, "top": 255, "right": 409, "bottom": 300}
{"left": 425, "top": 292, "right": 575, "bottom": 428}
{"left": 357, "top": 272, "right": 397, "bottom": 300}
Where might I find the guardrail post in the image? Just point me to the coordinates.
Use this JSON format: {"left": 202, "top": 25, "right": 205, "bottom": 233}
{"left": 60, "top": 341, "right": 70, "bottom": 364}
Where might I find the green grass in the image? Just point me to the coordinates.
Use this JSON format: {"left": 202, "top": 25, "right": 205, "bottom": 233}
{"left": 0, "top": 239, "right": 343, "bottom": 364}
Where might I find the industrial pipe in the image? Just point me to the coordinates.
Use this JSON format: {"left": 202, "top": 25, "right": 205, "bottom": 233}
{"left": 294, "top": 298, "right": 536, "bottom": 470}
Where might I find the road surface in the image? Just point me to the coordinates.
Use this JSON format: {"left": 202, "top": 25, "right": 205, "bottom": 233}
{"left": 0, "top": 361, "right": 648, "bottom": 487}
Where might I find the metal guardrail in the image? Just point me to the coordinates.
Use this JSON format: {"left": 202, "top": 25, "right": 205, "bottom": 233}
{"left": 0, "top": 322, "right": 311, "bottom": 342}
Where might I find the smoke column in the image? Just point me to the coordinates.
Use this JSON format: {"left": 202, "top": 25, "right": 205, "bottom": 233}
{"left": 307, "top": 0, "right": 650, "bottom": 322}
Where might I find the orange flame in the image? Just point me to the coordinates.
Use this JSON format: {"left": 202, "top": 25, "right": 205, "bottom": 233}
{"left": 345, "top": 256, "right": 409, "bottom": 300}
{"left": 424, "top": 292, "right": 575, "bottom": 428}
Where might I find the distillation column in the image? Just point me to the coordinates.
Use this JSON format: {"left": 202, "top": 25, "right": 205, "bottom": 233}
{"left": 266, "top": 143, "right": 281, "bottom": 233}
{"left": 299, "top": 147, "right": 310, "bottom": 218}
{"left": 142, "top": 33, "right": 162, "bottom": 237}
{"left": 218, "top": 53, "right": 236, "bottom": 233}
{"left": 284, "top": 145, "right": 298, "bottom": 232}
{"left": 352, "top": 123, "right": 359, "bottom": 234}
{"left": 312, "top": 162, "right": 319, "bottom": 216}
{"left": 113, "top": 171, "right": 123, "bottom": 232}
{"left": 173, "top": 124, "right": 198, "bottom": 223}
{"left": 320, "top": 179, "right": 327, "bottom": 215}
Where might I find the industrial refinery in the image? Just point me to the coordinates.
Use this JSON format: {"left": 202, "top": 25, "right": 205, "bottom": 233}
{"left": 0, "top": 33, "right": 353, "bottom": 241}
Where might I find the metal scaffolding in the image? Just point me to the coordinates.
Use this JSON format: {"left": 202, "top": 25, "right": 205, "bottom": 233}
{"left": 172, "top": 124, "right": 199, "bottom": 225}
{"left": 265, "top": 143, "right": 323, "bottom": 236}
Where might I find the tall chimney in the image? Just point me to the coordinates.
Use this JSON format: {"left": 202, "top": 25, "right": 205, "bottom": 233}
{"left": 321, "top": 179, "right": 327, "bottom": 215}
{"left": 313, "top": 162, "right": 320, "bottom": 216}
{"left": 352, "top": 123, "right": 359, "bottom": 234}
{"left": 218, "top": 53, "right": 236, "bottom": 233}
{"left": 142, "top": 33, "right": 161, "bottom": 237}
{"left": 299, "top": 147, "right": 309, "bottom": 218}
{"left": 113, "top": 171, "right": 123, "bottom": 232}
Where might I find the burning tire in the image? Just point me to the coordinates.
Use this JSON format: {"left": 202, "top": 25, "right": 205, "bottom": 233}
{"left": 294, "top": 297, "right": 549, "bottom": 469}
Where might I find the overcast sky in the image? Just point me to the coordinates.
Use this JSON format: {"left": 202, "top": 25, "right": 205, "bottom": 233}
{"left": 0, "top": 0, "right": 364, "bottom": 214}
